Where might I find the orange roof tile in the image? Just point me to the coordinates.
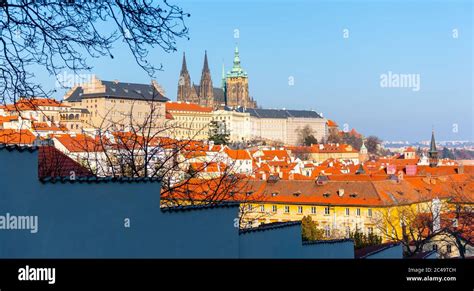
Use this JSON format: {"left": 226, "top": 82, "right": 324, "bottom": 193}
{"left": 166, "top": 102, "right": 212, "bottom": 113}
{"left": 326, "top": 119, "right": 338, "bottom": 127}
{"left": 4, "top": 98, "right": 67, "bottom": 111}
{"left": 0, "top": 129, "right": 36, "bottom": 145}
{"left": 32, "top": 122, "right": 68, "bottom": 132}
{"left": 225, "top": 149, "right": 251, "bottom": 160}
{"left": 54, "top": 134, "right": 105, "bottom": 153}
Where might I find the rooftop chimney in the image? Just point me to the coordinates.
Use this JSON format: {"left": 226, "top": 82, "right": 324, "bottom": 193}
{"left": 338, "top": 188, "right": 344, "bottom": 197}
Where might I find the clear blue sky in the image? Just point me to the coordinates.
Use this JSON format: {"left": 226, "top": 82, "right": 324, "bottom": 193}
{"left": 41, "top": 0, "right": 472, "bottom": 142}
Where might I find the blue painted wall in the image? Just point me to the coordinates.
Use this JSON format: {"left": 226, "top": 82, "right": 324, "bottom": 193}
{"left": 239, "top": 225, "right": 303, "bottom": 259}
{"left": 301, "top": 241, "right": 355, "bottom": 259}
{"left": 0, "top": 149, "right": 239, "bottom": 258}
{"left": 0, "top": 147, "right": 355, "bottom": 258}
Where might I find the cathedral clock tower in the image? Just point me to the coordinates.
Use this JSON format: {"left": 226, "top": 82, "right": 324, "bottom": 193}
{"left": 225, "top": 46, "right": 256, "bottom": 109}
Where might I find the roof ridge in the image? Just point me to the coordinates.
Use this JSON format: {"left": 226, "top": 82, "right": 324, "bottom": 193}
{"left": 160, "top": 201, "right": 240, "bottom": 212}
{"left": 239, "top": 221, "right": 301, "bottom": 235}
{"left": 302, "top": 238, "right": 353, "bottom": 245}
{"left": 0, "top": 144, "right": 38, "bottom": 152}
{"left": 356, "top": 242, "right": 401, "bottom": 258}
{"left": 39, "top": 176, "right": 162, "bottom": 184}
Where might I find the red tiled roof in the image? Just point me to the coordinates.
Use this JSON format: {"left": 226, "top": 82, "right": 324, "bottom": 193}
{"left": 288, "top": 144, "right": 358, "bottom": 154}
{"left": 326, "top": 119, "right": 338, "bottom": 127}
{"left": 38, "top": 146, "right": 93, "bottom": 179}
{"left": 355, "top": 242, "right": 400, "bottom": 258}
{"left": 32, "top": 122, "right": 68, "bottom": 132}
{"left": 405, "top": 147, "right": 416, "bottom": 153}
{"left": 4, "top": 98, "right": 67, "bottom": 111}
{"left": 225, "top": 149, "right": 251, "bottom": 160}
{"left": 164, "top": 171, "right": 474, "bottom": 207}
{"left": 256, "top": 149, "right": 291, "bottom": 161}
{"left": 0, "top": 116, "right": 19, "bottom": 123}
{"left": 54, "top": 134, "right": 105, "bottom": 153}
{"left": 166, "top": 102, "right": 212, "bottom": 113}
{"left": 0, "top": 129, "right": 36, "bottom": 145}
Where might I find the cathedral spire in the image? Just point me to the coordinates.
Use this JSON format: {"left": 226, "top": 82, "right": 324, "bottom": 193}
{"left": 429, "top": 130, "right": 437, "bottom": 153}
{"left": 199, "top": 50, "right": 214, "bottom": 108}
{"left": 177, "top": 52, "right": 194, "bottom": 103}
{"left": 429, "top": 130, "right": 438, "bottom": 167}
{"left": 228, "top": 46, "right": 246, "bottom": 77}
{"left": 232, "top": 46, "right": 241, "bottom": 72}
{"left": 180, "top": 52, "right": 188, "bottom": 74}
{"left": 202, "top": 50, "right": 210, "bottom": 73}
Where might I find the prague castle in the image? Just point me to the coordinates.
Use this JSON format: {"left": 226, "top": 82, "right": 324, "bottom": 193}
{"left": 177, "top": 47, "right": 257, "bottom": 109}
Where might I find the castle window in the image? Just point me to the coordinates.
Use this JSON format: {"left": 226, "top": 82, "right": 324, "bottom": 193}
{"left": 324, "top": 207, "right": 330, "bottom": 216}
{"left": 325, "top": 225, "right": 331, "bottom": 237}
{"left": 297, "top": 206, "right": 303, "bottom": 214}
{"left": 311, "top": 206, "right": 316, "bottom": 214}
{"left": 356, "top": 208, "right": 361, "bottom": 216}
{"left": 368, "top": 209, "right": 373, "bottom": 217}
{"left": 272, "top": 205, "right": 277, "bottom": 213}
{"left": 284, "top": 206, "right": 290, "bottom": 213}
{"left": 367, "top": 227, "right": 373, "bottom": 235}
{"left": 345, "top": 208, "right": 350, "bottom": 216}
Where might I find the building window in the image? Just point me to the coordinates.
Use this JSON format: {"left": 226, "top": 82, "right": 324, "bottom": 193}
{"left": 368, "top": 209, "right": 373, "bottom": 217}
{"left": 432, "top": 244, "right": 438, "bottom": 251}
{"left": 284, "top": 206, "right": 290, "bottom": 213}
{"left": 324, "top": 206, "right": 330, "bottom": 216}
{"left": 325, "top": 225, "right": 331, "bottom": 237}
{"left": 260, "top": 205, "right": 265, "bottom": 212}
{"left": 345, "top": 208, "right": 350, "bottom": 216}
{"left": 367, "top": 227, "right": 373, "bottom": 235}
{"left": 311, "top": 206, "right": 316, "bottom": 214}
{"left": 356, "top": 208, "right": 361, "bottom": 216}
{"left": 247, "top": 204, "right": 253, "bottom": 211}
{"left": 297, "top": 206, "right": 303, "bottom": 214}
{"left": 447, "top": 245, "right": 452, "bottom": 253}
{"left": 272, "top": 205, "right": 277, "bottom": 213}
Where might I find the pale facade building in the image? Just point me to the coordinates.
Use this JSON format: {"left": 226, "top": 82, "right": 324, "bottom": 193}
{"left": 212, "top": 109, "right": 252, "bottom": 142}
{"left": 63, "top": 76, "right": 168, "bottom": 132}
{"left": 238, "top": 108, "right": 327, "bottom": 145}
{"left": 165, "top": 101, "right": 213, "bottom": 141}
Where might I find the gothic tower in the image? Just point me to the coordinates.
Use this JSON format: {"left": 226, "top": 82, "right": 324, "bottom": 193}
{"left": 199, "top": 51, "right": 214, "bottom": 108}
{"left": 429, "top": 130, "right": 438, "bottom": 167}
{"left": 225, "top": 46, "right": 256, "bottom": 109}
{"left": 177, "top": 52, "right": 198, "bottom": 104}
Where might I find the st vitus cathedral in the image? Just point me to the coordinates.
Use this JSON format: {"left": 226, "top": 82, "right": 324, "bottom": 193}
{"left": 177, "top": 47, "right": 257, "bottom": 109}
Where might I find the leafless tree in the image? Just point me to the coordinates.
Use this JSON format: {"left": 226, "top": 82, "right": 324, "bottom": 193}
{"left": 434, "top": 174, "right": 474, "bottom": 258}
{"left": 372, "top": 174, "right": 474, "bottom": 258}
{"left": 372, "top": 196, "right": 447, "bottom": 257}
{"left": 0, "top": 0, "right": 189, "bottom": 104}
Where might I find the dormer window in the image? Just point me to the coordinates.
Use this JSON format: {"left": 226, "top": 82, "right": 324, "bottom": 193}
{"left": 323, "top": 193, "right": 330, "bottom": 198}
{"left": 350, "top": 193, "right": 358, "bottom": 198}
{"left": 271, "top": 191, "right": 279, "bottom": 197}
{"left": 293, "top": 191, "right": 301, "bottom": 197}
